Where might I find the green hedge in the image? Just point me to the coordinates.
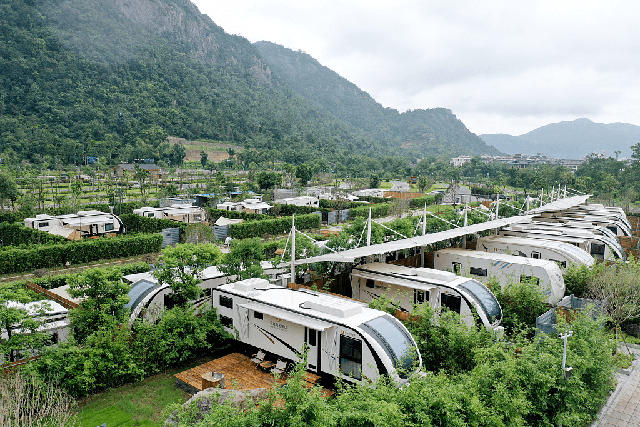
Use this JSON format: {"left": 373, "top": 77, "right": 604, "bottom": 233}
{"left": 350, "top": 203, "right": 393, "bottom": 218}
{"left": 0, "top": 234, "right": 162, "bottom": 275}
{"left": 0, "top": 222, "right": 69, "bottom": 246}
{"left": 207, "top": 208, "right": 264, "bottom": 222}
{"left": 120, "top": 214, "right": 188, "bottom": 237}
{"left": 229, "top": 214, "right": 321, "bottom": 239}
{"left": 409, "top": 194, "right": 438, "bottom": 208}
{"left": 0, "top": 212, "right": 20, "bottom": 224}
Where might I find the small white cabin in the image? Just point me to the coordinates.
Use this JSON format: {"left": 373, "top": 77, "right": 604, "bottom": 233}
{"left": 133, "top": 204, "right": 207, "bottom": 223}
{"left": 24, "top": 211, "right": 124, "bottom": 238}
{"left": 476, "top": 235, "right": 595, "bottom": 269}
{"left": 433, "top": 249, "right": 565, "bottom": 304}
{"left": 275, "top": 196, "right": 320, "bottom": 208}
{"left": 214, "top": 278, "right": 422, "bottom": 384}
{"left": 350, "top": 263, "right": 503, "bottom": 331}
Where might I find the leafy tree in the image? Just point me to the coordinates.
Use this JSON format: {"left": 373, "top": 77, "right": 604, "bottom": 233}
{"left": 68, "top": 268, "right": 130, "bottom": 343}
{"left": 133, "top": 164, "right": 150, "bottom": 199}
{"left": 369, "top": 174, "right": 380, "bottom": 189}
{"left": 0, "top": 172, "right": 19, "bottom": 209}
{"left": 587, "top": 258, "right": 640, "bottom": 339}
{"left": 153, "top": 243, "right": 222, "bottom": 307}
{"left": 256, "top": 171, "right": 281, "bottom": 190}
{"left": 489, "top": 277, "right": 548, "bottom": 335}
{"left": 296, "top": 163, "right": 313, "bottom": 186}
{"left": 200, "top": 150, "right": 208, "bottom": 168}
{"left": 0, "top": 288, "right": 51, "bottom": 362}
{"left": 219, "top": 237, "right": 266, "bottom": 281}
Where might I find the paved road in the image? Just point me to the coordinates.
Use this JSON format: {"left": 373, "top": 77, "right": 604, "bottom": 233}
{"left": 592, "top": 345, "right": 640, "bottom": 426}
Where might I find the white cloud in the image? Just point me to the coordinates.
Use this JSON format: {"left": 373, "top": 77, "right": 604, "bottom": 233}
{"left": 194, "top": 0, "right": 640, "bottom": 136}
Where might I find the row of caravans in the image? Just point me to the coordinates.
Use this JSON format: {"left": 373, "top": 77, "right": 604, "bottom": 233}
{"left": 24, "top": 211, "right": 125, "bottom": 239}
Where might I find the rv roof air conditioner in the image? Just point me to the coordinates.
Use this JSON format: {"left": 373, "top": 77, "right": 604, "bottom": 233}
{"left": 233, "top": 278, "right": 271, "bottom": 293}
{"left": 301, "top": 299, "right": 363, "bottom": 318}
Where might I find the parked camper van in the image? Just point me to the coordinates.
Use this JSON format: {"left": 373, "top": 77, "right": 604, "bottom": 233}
{"left": 533, "top": 213, "right": 631, "bottom": 237}
{"left": 498, "top": 225, "right": 626, "bottom": 261}
{"left": 24, "top": 210, "right": 125, "bottom": 239}
{"left": 433, "top": 249, "right": 565, "bottom": 304}
{"left": 476, "top": 235, "right": 595, "bottom": 268}
{"left": 213, "top": 278, "right": 422, "bottom": 384}
{"left": 350, "top": 263, "right": 503, "bottom": 331}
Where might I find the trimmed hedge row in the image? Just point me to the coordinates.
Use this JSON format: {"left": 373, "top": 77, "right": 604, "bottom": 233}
{"left": 207, "top": 208, "right": 264, "bottom": 222}
{"left": 0, "top": 222, "right": 69, "bottom": 246}
{"left": 0, "top": 212, "right": 20, "bottom": 224}
{"left": 120, "top": 214, "right": 188, "bottom": 236}
{"left": 229, "top": 214, "right": 321, "bottom": 239}
{"left": 350, "top": 203, "right": 394, "bottom": 218}
{"left": 409, "top": 194, "right": 438, "bottom": 208}
{"left": 0, "top": 234, "right": 162, "bottom": 274}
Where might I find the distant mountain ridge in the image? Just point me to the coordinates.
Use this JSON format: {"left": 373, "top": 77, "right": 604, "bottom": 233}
{"left": 480, "top": 119, "right": 640, "bottom": 159}
{"left": 254, "top": 41, "right": 500, "bottom": 158}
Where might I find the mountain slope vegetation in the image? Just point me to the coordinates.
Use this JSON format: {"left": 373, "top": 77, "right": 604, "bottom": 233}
{"left": 254, "top": 41, "right": 500, "bottom": 159}
{"left": 1, "top": 0, "right": 497, "bottom": 170}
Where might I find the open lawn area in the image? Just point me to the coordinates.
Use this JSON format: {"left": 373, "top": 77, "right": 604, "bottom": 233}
{"left": 76, "top": 370, "right": 190, "bottom": 427}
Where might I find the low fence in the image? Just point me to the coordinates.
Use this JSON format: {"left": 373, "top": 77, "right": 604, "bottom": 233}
{"left": 25, "top": 281, "right": 79, "bottom": 309}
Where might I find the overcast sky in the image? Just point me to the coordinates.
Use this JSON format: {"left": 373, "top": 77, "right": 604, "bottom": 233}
{"left": 193, "top": 0, "right": 639, "bottom": 137}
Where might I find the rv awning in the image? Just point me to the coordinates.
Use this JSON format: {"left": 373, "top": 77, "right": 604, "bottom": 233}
{"left": 240, "top": 303, "right": 333, "bottom": 330}
{"left": 289, "top": 195, "right": 591, "bottom": 266}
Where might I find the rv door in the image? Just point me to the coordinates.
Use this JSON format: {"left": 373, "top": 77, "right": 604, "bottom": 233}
{"left": 306, "top": 328, "right": 321, "bottom": 373}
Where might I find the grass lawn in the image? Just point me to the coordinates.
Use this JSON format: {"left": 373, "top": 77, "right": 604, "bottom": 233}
{"left": 76, "top": 370, "right": 190, "bottom": 427}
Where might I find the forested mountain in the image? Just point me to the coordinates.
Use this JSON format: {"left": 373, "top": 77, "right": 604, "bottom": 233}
{"left": 254, "top": 41, "right": 500, "bottom": 158}
{"left": 480, "top": 118, "right": 640, "bottom": 159}
{"left": 0, "top": 0, "right": 497, "bottom": 170}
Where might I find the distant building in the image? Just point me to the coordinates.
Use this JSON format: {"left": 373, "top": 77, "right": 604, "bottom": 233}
{"left": 450, "top": 155, "right": 472, "bottom": 167}
{"left": 112, "top": 163, "right": 162, "bottom": 179}
{"left": 133, "top": 204, "right": 207, "bottom": 224}
{"left": 24, "top": 211, "right": 125, "bottom": 239}
{"left": 216, "top": 199, "right": 272, "bottom": 214}
{"left": 274, "top": 196, "right": 319, "bottom": 208}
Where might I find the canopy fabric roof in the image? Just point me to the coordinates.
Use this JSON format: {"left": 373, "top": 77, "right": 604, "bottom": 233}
{"left": 290, "top": 195, "right": 590, "bottom": 265}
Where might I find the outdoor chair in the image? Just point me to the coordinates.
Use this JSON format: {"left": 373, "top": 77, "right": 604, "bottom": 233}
{"left": 251, "top": 350, "right": 265, "bottom": 365}
{"left": 271, "top": 359, "right": 288, "bottom": 375}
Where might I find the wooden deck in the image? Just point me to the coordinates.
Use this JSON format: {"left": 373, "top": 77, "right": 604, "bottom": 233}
{"left": 174, "top": 353, "right": 326, "bottom": 394}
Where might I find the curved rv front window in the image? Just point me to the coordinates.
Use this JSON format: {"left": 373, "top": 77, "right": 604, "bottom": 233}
{"left": 458, "top": 280, "right": 502, "bottom": 324}
{"left": 360, "top": 315, "right": 418, "bottom": 378}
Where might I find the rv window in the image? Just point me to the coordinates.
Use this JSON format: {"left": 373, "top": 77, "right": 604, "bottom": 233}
{"left": 520, "top": 275, "right": 540, "bottom": 285}
{"left": 366, "top": 279, "right": 375, "bottom": 289}
{"left": 414, "top": 290, "right": 428, "bottom": 304}
{"left": 459, "top": 280, "right": 502, "bottom": 324}
{"left": 441, "top": 293, "right": 461, "bottom": 314}
{"left": 607, "top": 226, "right": 617, "bottom": 234}
{"left": 219, "top": 295, "right": 233, "bottom": 309}
{"left": 361, "top": 315, "right": 418, "bottom": 377}
{"left": 308, "top": 329, "right": 317, "bottom": 347}
{"left": 50, "top": 332, "right": 59, "bottom": 345}
{"left": 551, "top": 260, "right": 567, "bottom": 268}
{"left": 164, "top": 294, "right": 177, "bottom": 310}
{"left": 452, "top": 262, "right": 462, "bottom": 274}
{"left": 254, "top": 311, "right": 263, "bottom": 320}
{"left": 205, "top": 288, "right": 213, "bottom": 297}
{"left": 220, "top": 315, "right": 233, "bottom": 328}
{"left": 38, "top": 222, "right": 49, "bottom": 228}
{"left": 105, "top": 223, "right": 114, "bottom": 231}
{"left": 340, "top": 335, "right": 362, "bottom": 380}
{"left": 146, "top": 213, "right": 154, "bottom": 217}
{"left": 531, "top": 251, "right": 541, "bottom": 259}
{"left": 591, "top": 243, "right": 605, "bottom": 257}
{"left": 470, "top": 267, "right": 487, "bottom": 277}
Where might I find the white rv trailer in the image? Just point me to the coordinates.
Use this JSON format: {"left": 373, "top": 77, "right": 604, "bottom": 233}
{"left": 132, "top": 204, "right": 207, "bottom": 223}
{"left": 1, "top": 300, "right": 70, "bottom": 362}
{"left": 498, "top": 225, "right": 626, "bottom": 261}
{"left": 432, "top": 249, "right": 565, "bottom": 304}
{"left": 476, "top": 235, "right": 595, "bottom": 269}
{"left": 350, "top": 263, "right": 503, "bottom": 330}
{"left": 24, "top": 210, "right": 125, "bottom": 238}
{"left": 528, "top": 218, "right": 621, "bottom": 239}
{"left": 533, "top": 213, "right": 631, "bottom": 237}
{"left": 213, "top": 278, "right": 422, "bottom": 384}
